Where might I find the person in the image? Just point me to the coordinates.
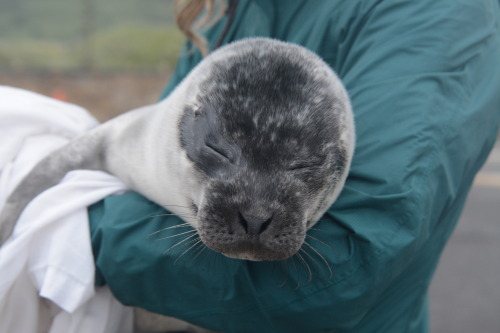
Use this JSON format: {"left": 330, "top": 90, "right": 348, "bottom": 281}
{"left": 89, "top": 0, "right": 500, "bottom": 332}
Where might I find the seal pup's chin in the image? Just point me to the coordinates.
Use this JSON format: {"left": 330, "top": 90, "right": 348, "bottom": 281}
{"left": 222, "top": 251, "right": 279, "bottom": 262}
{"left": 213, "top": 245, "right": 303, "bottom": 262}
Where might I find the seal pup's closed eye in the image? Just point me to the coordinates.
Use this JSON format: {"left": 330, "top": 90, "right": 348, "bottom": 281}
{"left": 0, "top": 38, "right": 355, "bottom": 262}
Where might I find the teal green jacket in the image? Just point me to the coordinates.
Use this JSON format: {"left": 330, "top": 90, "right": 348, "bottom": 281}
{"left": 89, "top": 1, "right": 500, "bottom": 332}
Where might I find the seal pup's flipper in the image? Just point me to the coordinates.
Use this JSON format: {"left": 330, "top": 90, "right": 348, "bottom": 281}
{"left": 0, "top": 131, "right": 105, "bottom": 246}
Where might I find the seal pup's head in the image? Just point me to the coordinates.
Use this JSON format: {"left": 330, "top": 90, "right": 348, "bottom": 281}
{"left": 177, "top": 38, "right": 354, "bottom": 261}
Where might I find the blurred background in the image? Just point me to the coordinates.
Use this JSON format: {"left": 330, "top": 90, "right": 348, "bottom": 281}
{"left": 430, "top": 147, "right": 500, "bottom": 333}
{"left": 0, "top": 0, "right": 184, "bottom": 121}
{"left": 0, "top": 1, "right": 498, "bottom": 332}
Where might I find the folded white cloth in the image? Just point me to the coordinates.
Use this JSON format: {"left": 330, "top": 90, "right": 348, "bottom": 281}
{"left": 0, "top": 86, "right": 133, "bottom": 333}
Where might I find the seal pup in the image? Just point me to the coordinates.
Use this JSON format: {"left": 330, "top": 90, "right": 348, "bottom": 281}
{"left": 0, "top": 38, "right": 355, "bottom": 261}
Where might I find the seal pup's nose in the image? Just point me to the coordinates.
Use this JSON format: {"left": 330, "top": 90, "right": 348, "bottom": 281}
{"left": 239, "top": 213, "right": 272, "bottom": 235}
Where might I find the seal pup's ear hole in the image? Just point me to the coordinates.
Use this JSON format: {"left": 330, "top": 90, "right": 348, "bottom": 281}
{"left": 191, "top": 200, "right": 199, "bottom": 214}
{"left": 193, "top": 105, "right": 202, "bottom": 117}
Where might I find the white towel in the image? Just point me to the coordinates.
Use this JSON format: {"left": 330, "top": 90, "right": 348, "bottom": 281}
{"left": 0, "top": 86, "right": 133, "bottom": 333}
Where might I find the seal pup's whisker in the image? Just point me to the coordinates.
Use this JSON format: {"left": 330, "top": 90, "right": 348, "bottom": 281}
{"left": 309, "top": 227, "right": 327, "bottom": 233}
{"left": 303, "top": 241, "right": 333, "bottom": 279}
{"left": 146, "top": 214, "right": 197, "bottom": 224}
{"left": 299, "top": 248, "right": 323, "bottom": 279}
{"left": 180, "top": 194, "right": 203, "bottom": 207}
{"left": 154, "top": 222, "right": 192, "bottom": 229}
{"left": 149, "top": 213, "right": 196, "bottom": 218}
{"left": 305, "top": 234, "right": 332, "bottom": 249}
{"left": 290, "top": 256, "right": 301, "bottom": 290}
{"left": 306, "top": 233, "right": 343, "bottom": 262}
{"left": 162, "top": 232, "right": 199, "bottom": 254}
{"left": 300, "top": 247, "right": 323, "bottom": 268}
{"left": 160, "top": 203, "right": 194, "bottom": 210}
{"left": 147, "top": 223, "right": 193, "bottom": 237}
{"left": 296, "top": 252, "right": 313, "bottom": 284}
{"left": 174, "top": 239, "right": 203, "bottom": 265}
{"left": 188, "top": 243, "right": 208, "bottom": 265}
{"left": 172, "top": 236, "right": 202, "bottom": 254}
{"left": 155, "top": 229, "right": 197, "bottom": 241}
{"left": 290, "top": 256, "right": 300, "bottom": 290}
{"left": 180, "top": 194, "right": 207, "bottom": 216}
{"left": 277, "top": 260, "right": 290, "bottom": 288}
{"left": 189, "top": 197, "right": 204, "bottom": 208}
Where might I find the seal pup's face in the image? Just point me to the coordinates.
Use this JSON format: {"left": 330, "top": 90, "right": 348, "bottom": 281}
{"left": 178, "top": 39, "right": 354, "bottom": 261}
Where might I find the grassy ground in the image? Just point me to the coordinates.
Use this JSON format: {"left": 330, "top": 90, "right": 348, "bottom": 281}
{"left": 0, "top": 0, "right": 185, "bottom": 120}
{"left": 0, "top": 0, "right": 184, "bottom": 73}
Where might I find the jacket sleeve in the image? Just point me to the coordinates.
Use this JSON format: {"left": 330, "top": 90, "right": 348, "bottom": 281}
{"left": 89, "top": 1, "right": 500, "bottom": 332}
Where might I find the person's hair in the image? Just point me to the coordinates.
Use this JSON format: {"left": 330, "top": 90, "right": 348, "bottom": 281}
{"left": 174, "top": 0, "right": 226, "bottom": 56}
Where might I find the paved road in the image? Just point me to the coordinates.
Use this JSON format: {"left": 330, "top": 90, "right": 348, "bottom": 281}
{"left": 429, "top": 144, "right": 500, "bottom": 333}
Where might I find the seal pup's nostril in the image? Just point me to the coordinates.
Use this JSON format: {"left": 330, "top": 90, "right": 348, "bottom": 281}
{"left": 238, "top": 212, "right": 272, "bottom": 235}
